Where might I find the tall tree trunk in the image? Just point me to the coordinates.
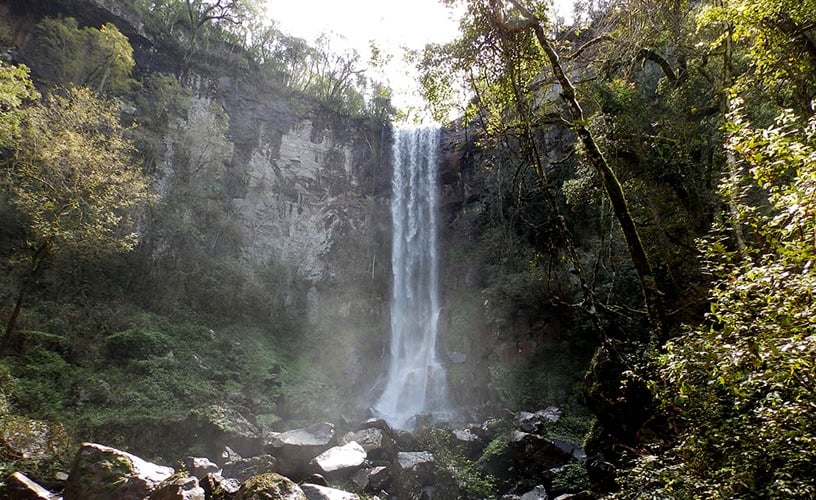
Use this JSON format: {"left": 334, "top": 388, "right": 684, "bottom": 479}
{"left": 1, "top": 281, "right": 27, "bottom": 356}
{"left": 494, "top": 0, "right": 667, "bottom": 338}
{"left": 1, "top": 243, "right": 49, "bottom": 357}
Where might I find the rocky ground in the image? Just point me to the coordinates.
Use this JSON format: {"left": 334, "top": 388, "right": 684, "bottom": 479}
{"left": 5, "top": 408, "right": 594, "bottom": 499}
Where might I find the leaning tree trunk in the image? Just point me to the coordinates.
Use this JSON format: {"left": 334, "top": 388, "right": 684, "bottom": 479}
{"left": 493, "top": 0, "right": 667, "bottom": 338}
{"left": 0, "top": 282, "right": 28, "bottom": 356}
{"left": 0, "top": 242, "right": 49, "bottom": 356}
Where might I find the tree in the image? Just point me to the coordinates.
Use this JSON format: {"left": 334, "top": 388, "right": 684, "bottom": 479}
{"left": 609, "top": 0, "right": 816, "bottom": 495}
{"left": 0, "top": 63, "right": 39, "bottom": 147}
{"left": 27, "top": 18, "right": 136, "bottom": 95}
{"left": 422, "top": 0, "right": 666, "bottom": 336}
{"left": 0, "top": 79, "right": 153, "bottom": 355}
{"left": 617, "top": 105, "right": 816, "bottom": 500}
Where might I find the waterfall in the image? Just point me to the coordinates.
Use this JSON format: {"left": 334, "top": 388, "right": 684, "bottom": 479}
{"left": 373, "top": 126, "right": 450, "bottom": 429}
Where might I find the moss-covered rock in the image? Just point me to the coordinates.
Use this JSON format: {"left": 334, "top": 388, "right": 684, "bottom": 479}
{"left": 63, "top": 442, "right": 174, "bottom": 500}
{"left": 234, "top": 472, "right": 307, "bottom": 500}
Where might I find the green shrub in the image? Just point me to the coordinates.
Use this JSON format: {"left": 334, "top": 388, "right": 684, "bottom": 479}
{"left": 105, "top": 329, "right": 169, "bottom": 361}
{"left": 420, "top": 428, "right": 498, "bottom": 499}
{"left": 550, "top": 461, "right": 590, "bottom": 495}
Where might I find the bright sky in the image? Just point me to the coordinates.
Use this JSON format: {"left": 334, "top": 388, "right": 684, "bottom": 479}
{"left": 264, "top": 0, "right": 576, "bottom": 114}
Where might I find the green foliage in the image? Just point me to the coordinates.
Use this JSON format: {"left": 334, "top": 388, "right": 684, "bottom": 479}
{"left": 550, "top": 461, "right": 590, "bottom": 495}
{"left": 0, "top": 63, "right": 40, "bottom": 147}
{"left": 0, "top": 308, "right": 287, "bottom": 458}
{"left": 489, "top": 342, "right": 593, "bottom": 410}
{"left": 105, "top": 329, "right": 170, "bottom": 361}
{"left": 478, "top": 422, "right": 512, "bottom": 464}
{"left": 1, "top": 85, "right": 153, "bottom": 259}
{"left": 617, "top": 110, "right": 816, "bottom": 498}
{"left": 28, "top": 18, "right": 136, "bottom": 95}
{"left": 129, "top": 73, "right": 193, "bottom": 172}
{"left": 699, "top": 0, "right": 816, "bottom": 114}
{"left": 419, "top": 428, "right": 498, "bottom": 499}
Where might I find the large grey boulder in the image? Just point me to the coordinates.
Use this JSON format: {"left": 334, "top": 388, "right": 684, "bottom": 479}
{"left": 309, "top": 441, "right": 366, "bottom": 478}
{"left": 300, "top": 483, "right": 360, "bottom": 500}
{"left": 549, "top": 438, "right": 586, "bottom": 461}
{"left": 234, "top": 472, "right": 307, "bottom": 500}
{"left": 268, "top": 422, "right": 335, "bottom": 448}
{"left": 521, "top": 485, "right": 549, "bottom": 500}
{"left": 394, "top": 451, "right": 435, "bottom": 499}
{"left": 265, "top": 422, "right": 335, "bottom": 478}
{"left": 180, "top": 456, "right": 220, "bottom": 479}
{"left": 63, "top": 442, "right": 174, "bottom": 500}
{"left": 515, "top": 407, "right": 561, "bottom": 434}
{"left": 351, "top": 466, "right": 390, "bottom": 492}
{"left": 339, "top": 427, "right": 397, "bottom": 461}
{"left": 451, "top": 427, "right": 485, "bottom": 459}
{"left": 196, "top": 406, "right": 264, "bottom": 459}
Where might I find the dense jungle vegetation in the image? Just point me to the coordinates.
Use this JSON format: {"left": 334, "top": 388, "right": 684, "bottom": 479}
{"left": 1, "top": 0, "right": 815, "bottom": 498}
{"left": 419, "top": 0, "right": 816, "bottom": 497}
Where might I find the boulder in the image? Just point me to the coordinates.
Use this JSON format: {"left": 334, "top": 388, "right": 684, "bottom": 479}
{"left": 357, "top": 418, "right": 392, "bottom": 434}
{"left": 394, "top": 452, "right": 435, "bottom": 499}
{"left": 221, "top": 454, "right": 277, "bottom": 482}
{"left": 305, "top": 473, "right": 328, "bottom": 486}
{"left": 481, "top": 432, "right": 573, "bottom": 486}
{"left": 300, "top": 483, "right": 360, "bottom": 500}
{"left": 520, "top": 485, "right": 549, "bottom": 500}
{"left": 309, "top": 441, "right": 366, "bottom": 478}
{"left": 4, "top": 471, "right": 55, "bottom": 499}
{"left": 537, "top": 407, "right": 562, "bottom": 424}
{"left": 148, "top": 474, "right": 205, "bottom": 500}
{"left": 181, "top": 456, "right": 221, "bottom": 479}
{"left": 196, "top": 406, "right": 264, "bottom": 459}
{"left": 451, "top": 427, "right": 485, "bottom": 459}
{"left": 200, "top": 473, "right": 241, "bottom": 500}
{"left": 548, "top": 438, "right": 586, "bottom": 461}
{"left": 234, "top": 472, "right": 307, "bottom": 500}
{"left": 515, "top": 408, "right": 562, "bottom": 434}
{"left": 339, "top": 427, "right": 397, "bottom": 461}
{"left": 265, "top": 423, "right": 335, "bottom": 478}
{"left": 392, "top": 429, "right": 419, "bottom": 451}
{"left": 501, "top": 485, "right": 550, "bottom": 500}
{"left": 63, "top": 442, "right": 174, "bottom": 500}
{"left": 221, "top": 445, "right": 242, "bottom": 463}
{"left": 269, "top": 423, "right": 336, "bottom": 448}
{"left": 351, "top": 466, "right": 390, "bottom": 491}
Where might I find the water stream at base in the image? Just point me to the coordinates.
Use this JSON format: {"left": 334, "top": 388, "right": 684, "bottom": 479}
{"left": 373, "top": 126, "right": 450, "bottom": 429}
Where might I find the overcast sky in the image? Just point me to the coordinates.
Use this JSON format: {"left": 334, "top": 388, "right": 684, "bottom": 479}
{"left": 264, "top": 0, "right": 576, "bottom": 115}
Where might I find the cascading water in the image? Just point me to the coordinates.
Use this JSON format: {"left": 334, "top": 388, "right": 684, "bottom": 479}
{"left": 373, "top": 126, "right": 450, "bottom": 429}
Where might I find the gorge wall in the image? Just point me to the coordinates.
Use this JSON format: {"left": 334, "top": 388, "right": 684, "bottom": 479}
{"left": 1, "top": 0, "right": 588, "bottom": 427}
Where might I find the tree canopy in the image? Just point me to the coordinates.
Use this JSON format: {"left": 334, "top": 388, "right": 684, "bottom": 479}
{"left": 0, "top": 63, "right": 153, "bottom": 353}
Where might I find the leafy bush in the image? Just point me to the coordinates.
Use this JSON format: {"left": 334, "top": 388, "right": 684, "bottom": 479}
{"left": 616, "top": 109, "right": 816, "bottom": 498}
{"left": 105, "top": 329, "right": 170, "bottom": 361}
{"left": 420, "top": 428, "right": 498, "bottom": 499}
{"left": 550, "top": 461, "right": 591, "bottom": 495}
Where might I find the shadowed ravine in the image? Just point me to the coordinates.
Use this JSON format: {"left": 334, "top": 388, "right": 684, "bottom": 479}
{"left": 373, "top": 126, "right": 451, "bottom": 429}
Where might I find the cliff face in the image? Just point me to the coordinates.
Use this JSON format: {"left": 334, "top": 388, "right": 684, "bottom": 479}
{"left": 176, "top": 77, "right": 393, "bottom": 418}
{"left": 2, "top": 0, "right": 394, "bottom": 418}
{"left": 216, "top": 76, "right": 391, "bottom": 283}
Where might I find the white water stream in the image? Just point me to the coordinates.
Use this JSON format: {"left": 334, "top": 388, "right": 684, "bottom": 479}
{"left": 373, "top": 126, "right": 450, "bottom": 429}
